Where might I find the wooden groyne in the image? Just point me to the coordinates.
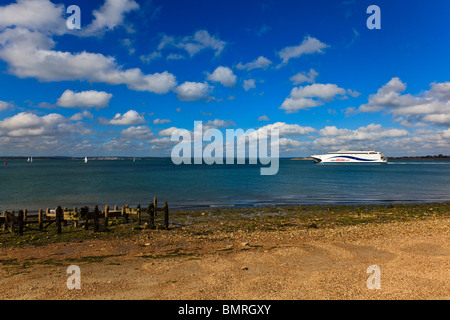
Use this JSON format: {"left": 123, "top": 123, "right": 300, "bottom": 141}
{"left": 0, "top": 196, "right": 169, "bottom": 236}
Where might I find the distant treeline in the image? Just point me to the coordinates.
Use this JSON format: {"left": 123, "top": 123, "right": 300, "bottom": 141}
{"left": 388, "top": 154, "right": 450, "bottom": 160}
{"left": 0, "top": 156, "right": 169, "bottom": 160}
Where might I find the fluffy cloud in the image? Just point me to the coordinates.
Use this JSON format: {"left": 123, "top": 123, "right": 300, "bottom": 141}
{"left": 0, "top": 111, "right": 91, "bottom": 139}
{"left": 109, "top": 110, "right": 146, "bottom": 125}
{"left": 173, "top": 81, "right": 213, "bottom": 101}
{"left": 259, "top": 122, "right": 316, "bottom": 137}
{"left": 236, "top": 56, "right": 272, "bottom": 71}
{"left": 158, "top": 127, "right": 180, "bottom": 137}
{"left": 207, "top": 66, "right": 237, "bottom": 87}
{"left": 0, "top": 100, "right": 13, "bottom": 111}
{"left": 243, "top": 79, "right": 256, "bottom": 91}
{"left": 153, "top": 118, "right": 171, "bottom": 124}
{"left": 82, "top": 0, "right": 139, "bottom": 36}
{"left": 278, "top": 36, "right": 328, "bottom": 65}
{"left": 203, "top": 119, "right": 236, "bottom": 130}
{"left": 280, "top": 83, "right": 348, "bottom": 113}
{"left": 290, "top": 68, "right": 319, "bottom": 85}
{"left": 120, "top": 126, "right": 154, "bottom": 140}
{"left": 357, "top": 77, "right": 450, "bottom": 126}
{"left": 0, "top": 0, "right": 66, "bottom": 34}
{"left": 309, "top": 123, "right": 410, "bottom": 153}
{"left": 56, "top": 90, "right": 112, "bottom": 108}
{"left": 158, "top": 30, "right": 226, "bottom": 57}
{"left": 0, "top": 27, "right": 177, "bottom": 94}
{"left": 0, "top": 0, "right": 139, "bottom": 37}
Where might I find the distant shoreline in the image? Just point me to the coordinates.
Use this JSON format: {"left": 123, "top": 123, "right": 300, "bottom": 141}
{"left": 1, "top": 155, "right": 449, "bottom": 161}
{"left": 291, "top": 156, "right": 450, "bottom": 161}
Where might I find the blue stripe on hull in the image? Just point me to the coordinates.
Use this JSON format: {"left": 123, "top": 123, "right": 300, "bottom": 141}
{"left": 329, "top": 155, "right": 377, "bottom": 162}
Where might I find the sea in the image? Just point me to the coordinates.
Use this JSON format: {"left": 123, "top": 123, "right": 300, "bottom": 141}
{"left": 0, "top": 158, "right": 449, "bottom": 212}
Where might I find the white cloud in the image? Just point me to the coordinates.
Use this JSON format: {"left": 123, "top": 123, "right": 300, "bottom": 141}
{"left": 158, "top": 126, "right": 182, "bottom": 136}
{"left": 243, "top": 79, "right": 256, "bottom": 91}
{"left": 0, "top": 100, "right": 13, "bottom": 111}
{"left": 280, "top": 83, "right": 349, "bottom": 113}
{"left": 0, "top": 111, "right": 90, "bottom": 137}
{"left": 0, "top": 0, "right": 66, "bottom": 34}
{"left": 139, "top": 51, "right": 162, "bottom": 63}
{"left": 82, "top": 0, "right": 140, "bottom": 36}
{"left": 70, "top": 110, "right": 94, "bottom": 121}
{"left": 443, "top": 128, "right": 450, "bottom": 139}
{"left": 290, "top": 68, "right": 318, "bottom": 85}
{"left": 203, "top": 119, "right": 236, "bottom": 130}
{"left": 158, "top": 30, "right": 226, "bottom": 57}
{"left": 258, "top": 115, "right": 270, "bottom": 121}
{"left": 173, "top": 81, "right": 213, "bottom": 101}
{"left": 290, "top": 83, "right": 346, "bottom": 101}
{"left": 0, "top": 0, "right": 139, "bottom": 37}
{"left": 0, "top": 27, "right": 177, "bottom": 94}
{"left": 278, "top": 36, "right": 328, "bottom": 65}
{"left": 153, "top": 118, "right": 171, "bottom": 124}
{"left": 207, "top": 66, "right": 237, "bottom": 87}
{"left": 120, "top": 126, "right": 154, "bottom": 140}
{"left": 109, "top": 110, "right": 146, "bottom": 125}
{"left": 56, "top": 90, "right": 112, "bottom": 108}
{"left": 236, "top": 56, "right": 272, "bottom": 71}
{"left": 357, "top": 77, "right": 450, "bottom": 126}
{"left": 259, "top": 122, "right": 316, "bottom": 137}
{"left": 315, "top": 123, "right": 409, "bottom": 148}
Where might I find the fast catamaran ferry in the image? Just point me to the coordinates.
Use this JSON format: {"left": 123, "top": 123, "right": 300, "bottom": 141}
{"left": 310, "top": 150, "right": 387, "bottom": 163}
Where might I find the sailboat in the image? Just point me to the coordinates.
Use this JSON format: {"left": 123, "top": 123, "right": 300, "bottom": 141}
{"left": 30, "top": 157, "right": 33, "bottom": 163}
{"left": 84, "top": 156, "right": 88, "bottom": 163}
{"left": 27, "top": 157, "right": 30, "bottom": 162}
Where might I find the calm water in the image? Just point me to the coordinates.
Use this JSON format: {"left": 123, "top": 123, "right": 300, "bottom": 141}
{"left": 0, "top": 159, "right": 449, "bottom": 211}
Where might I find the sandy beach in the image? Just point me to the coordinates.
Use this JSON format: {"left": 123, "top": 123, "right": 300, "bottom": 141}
{"left": 0, "top": 203, "right": 449, "bottom": 300}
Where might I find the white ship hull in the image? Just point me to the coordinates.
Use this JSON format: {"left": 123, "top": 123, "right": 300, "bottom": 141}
{"left": 311, "top": 151, "right": 387, "bottom": 163}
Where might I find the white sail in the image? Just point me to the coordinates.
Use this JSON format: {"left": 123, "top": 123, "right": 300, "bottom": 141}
{"left": 84, "top": 156, "right": 88, "bottom": 163}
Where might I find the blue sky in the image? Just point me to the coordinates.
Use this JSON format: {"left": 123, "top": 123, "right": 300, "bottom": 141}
{"left": 0, "top": 0, "right": 449, "bottom": 157}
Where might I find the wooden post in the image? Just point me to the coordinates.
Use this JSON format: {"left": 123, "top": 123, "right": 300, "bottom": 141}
{"left": 153, "top": 196, "right": 157, "bottom": 217}
{"left": 114, "top": 205, "right": 118, "bottom": 211}
{"left": 123, "top": 205, "right": 129, "bottom": 223}
{"left": 93, "top": 205, "right": 99, "bottom": 232}
{"left": 104, "top": 205, "right": 109, "bottom": 228}
{"left": 38, "top": 209, "right": 44, "bottom": 230}
{"left": 9, "top": 210, "right": 14, "bottom": 233}
{"left": 148, "top": 203, "right": 155, "bottom": 229}
{"left": 62, "top": 208, "right": 68, "bottom": 226}
{"left": 56, "top": 206, "right": 62, "bottom": 234}
{"left": 1, "top": 210, "right": 7, "bottom": 231}
{"left": 163, "top": 202, "right": 169, "bottom": 230}
{"left": 137, "top": 204, "right": 141, "bottom": 226}
{"left": 73, "top": 207, "right": 78, "bottom": 228}
{"left": 18, "top": 210, "right": 24, "bottom": 236}
{"left": 46, "top": 208, "right": 50, "bottom": 219}
{"left": 1, "top": 211, "right": 4, "bottom": 231}
{"left": 23, "top": 209, "right": 28, "bottom": 222}
{"left": 84, "top": 206, "right": 89, "bottom": 230}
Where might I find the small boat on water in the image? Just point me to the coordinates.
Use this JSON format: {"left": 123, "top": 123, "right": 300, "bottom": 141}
{"left": 84, "top": 156, "right": 88, "bottom": 163}
{"left": 311, "top": 150, "right": 387, "bottom": 163}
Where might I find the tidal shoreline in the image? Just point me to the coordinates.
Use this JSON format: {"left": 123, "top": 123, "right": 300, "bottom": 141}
{"left": 0, "top": 202, "right": 449, "bottom": 299}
